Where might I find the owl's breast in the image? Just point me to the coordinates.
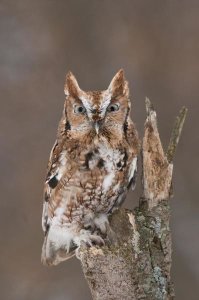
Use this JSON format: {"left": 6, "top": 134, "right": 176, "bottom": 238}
{"left": 49, "top": 141, "right": 135, "bottom": 226}
{"left": 74, "top": 142, "right": 132, "bottom": 212}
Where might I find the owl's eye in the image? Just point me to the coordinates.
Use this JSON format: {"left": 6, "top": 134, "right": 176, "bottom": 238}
{"left": 107, "top": 103, "right": 120, "bottom": 112}
{"left": 74, "top": 105, "right": 86, "bottom": 114}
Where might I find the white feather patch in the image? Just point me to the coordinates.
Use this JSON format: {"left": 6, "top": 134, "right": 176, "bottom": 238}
{"left": 128, "top": 157, "right": 137, "bottom": 189}
{"left": 79, "top": 95, "right": 92, "bottom": 114}
{"left": 102, "top": 172, "right": 115, "bottom": 192}
{"left": 47, "top": 225, "right": 75, "bottom": 253}
{"left": 42, "top": 202, "right": 49, "bottom": 232}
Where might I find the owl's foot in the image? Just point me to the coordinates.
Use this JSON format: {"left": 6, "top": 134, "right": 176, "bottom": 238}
{"left": 74, "top": 229, "right": 105, "bottom": 247}
{"left": 94, "top": 213, "right": 117, "bottom": 243}
{"left": 83, "top": 213, "right": 116, "bottom": 244}
{"left": 74, "top": 229, "right": 105, "bottom": 259}
{"left": 83, "top": 213, "right": 110, "bottom": 235}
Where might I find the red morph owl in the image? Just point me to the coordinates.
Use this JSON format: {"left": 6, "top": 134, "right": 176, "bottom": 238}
{"left": 41, "top": 70, "right": 140, "bottom": 266}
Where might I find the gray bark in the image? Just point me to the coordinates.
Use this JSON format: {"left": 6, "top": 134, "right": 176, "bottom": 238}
{"left": 78, "top": 100, "right": 187, "bottom": 300}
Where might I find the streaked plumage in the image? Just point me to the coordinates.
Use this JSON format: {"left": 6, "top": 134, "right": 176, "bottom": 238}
{"left": 41, "top": 70, "right": 140, "bottom": 265}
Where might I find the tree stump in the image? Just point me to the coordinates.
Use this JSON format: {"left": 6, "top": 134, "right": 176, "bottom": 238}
{"left": 78, "top": 99, "right": 187, "bottom": 300}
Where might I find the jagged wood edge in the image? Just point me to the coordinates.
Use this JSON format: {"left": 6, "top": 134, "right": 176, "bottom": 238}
{"left": 145, "top": 97, "right": 187, "bottom": 163}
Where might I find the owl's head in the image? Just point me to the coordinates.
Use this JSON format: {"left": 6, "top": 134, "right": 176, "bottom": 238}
{"left": 62, "top": 70, "right": 131, "bottom": 140}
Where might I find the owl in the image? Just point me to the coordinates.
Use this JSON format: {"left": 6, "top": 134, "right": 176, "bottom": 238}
{"left": 41, "top": 69, "right": 139, "bottom": 266}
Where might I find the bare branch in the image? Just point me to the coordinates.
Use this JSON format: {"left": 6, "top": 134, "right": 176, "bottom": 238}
{"left": 166, "top": 107, "right": 187, "bottom": 163}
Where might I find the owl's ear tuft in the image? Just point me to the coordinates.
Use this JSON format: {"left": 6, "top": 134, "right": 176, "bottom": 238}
{"left": 64, "top": 71, "right": 81, "bottom": 97}
{"left": 108, "top": 69, "right": 129, "bottom": 98}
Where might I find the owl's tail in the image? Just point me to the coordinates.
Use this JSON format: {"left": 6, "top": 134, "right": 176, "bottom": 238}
{"left": 41, "top": 226, "right": 76, "bottom": 266}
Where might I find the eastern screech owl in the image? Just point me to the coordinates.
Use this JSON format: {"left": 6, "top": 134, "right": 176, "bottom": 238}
{"left": 41, "top": 70, "right": 139, "bottom": 266}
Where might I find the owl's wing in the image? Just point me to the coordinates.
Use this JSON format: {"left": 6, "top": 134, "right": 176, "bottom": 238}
{"left": 42, "top": 140, "right": 63, "bottom": 234}
{"left": 41, "top": 138, "right": 77, "bottom": 265}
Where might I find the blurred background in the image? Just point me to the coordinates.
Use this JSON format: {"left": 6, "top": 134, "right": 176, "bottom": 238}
{"left": 0, "top": 1, "right": 198, "bottom": 299}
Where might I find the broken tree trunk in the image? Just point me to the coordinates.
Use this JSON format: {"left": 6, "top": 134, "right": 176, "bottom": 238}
{"left": 78, "top": 99, "right": 187, "bottom": 300}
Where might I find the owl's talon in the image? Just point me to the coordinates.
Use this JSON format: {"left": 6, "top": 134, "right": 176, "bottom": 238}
{"left": 89, "top": 234, "right": 105, "bottom": 246}
{"left": 74, "top": 229, "right": 105, "bottom": 250}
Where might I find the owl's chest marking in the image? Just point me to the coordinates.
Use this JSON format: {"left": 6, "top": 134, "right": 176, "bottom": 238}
{"left": 83, "top": 143, "right": 128, "bottom": 195}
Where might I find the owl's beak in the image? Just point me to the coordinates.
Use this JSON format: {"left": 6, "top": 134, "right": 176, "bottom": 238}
{"left": 95, "top": 122, "right": 100, "bottom": 134}
{"left": 94, "top": 119, "right": 103, "bottom": 135}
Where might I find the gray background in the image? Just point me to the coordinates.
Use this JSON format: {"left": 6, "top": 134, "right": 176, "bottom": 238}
{"left": 0, "top": 1, "right": 198, "bottom": 299}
